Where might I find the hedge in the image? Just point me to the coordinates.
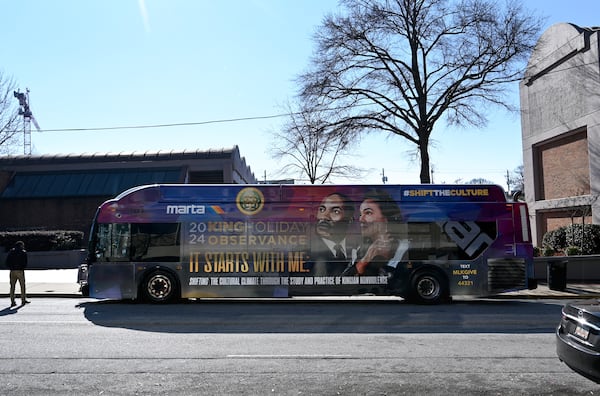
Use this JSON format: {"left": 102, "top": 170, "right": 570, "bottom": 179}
{"left": 542, "top": 224, "right": 600, "bottom": 255}
{"left": 0, "top": 231, "right": 84, "bottom": 252}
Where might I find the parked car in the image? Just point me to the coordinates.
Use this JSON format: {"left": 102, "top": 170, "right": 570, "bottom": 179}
{"left": 556, "top": 301, "right": 600, "bottom": 383}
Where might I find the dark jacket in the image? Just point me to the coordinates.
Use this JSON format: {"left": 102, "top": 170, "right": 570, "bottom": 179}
{"left": 309, "top": 237, "right": 351, "bottom": 276}
{"left": 6, "top": 246, "right": 28, "bottom": 270}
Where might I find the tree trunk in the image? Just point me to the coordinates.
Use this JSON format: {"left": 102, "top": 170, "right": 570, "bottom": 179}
{"left": 419, "top": 139, "right": 431, "bottom": 184}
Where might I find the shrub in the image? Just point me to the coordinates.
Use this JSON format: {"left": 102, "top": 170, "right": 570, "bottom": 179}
{"left": 564, "top": 224, "right": 600, "bottom": 255}
{"left": 542, "top": 227, "right": 567, "bottom": 252}
{"left": 541, "top": 224, "right": 600, "bottom": 255}
{"left": 0, "top": 231, "right": 84, "bottom": 252}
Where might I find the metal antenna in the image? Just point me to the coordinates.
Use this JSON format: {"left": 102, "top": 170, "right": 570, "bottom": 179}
{"left": 13, "top": 88, "right": 41, "bottom": 155}
{"left": 381, "top": 168, "right": 388, "bottom": 184}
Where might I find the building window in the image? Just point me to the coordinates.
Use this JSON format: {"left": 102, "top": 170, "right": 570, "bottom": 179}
{"left": 534, "top": 129, "right": 589, "bottom": 201}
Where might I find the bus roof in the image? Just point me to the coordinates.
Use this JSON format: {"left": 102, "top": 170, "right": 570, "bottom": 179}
{"left": 112, "top": 183, "right": 508, "bottom": 203}
{"left": 96, "top": 183, "right": 512, "bottom": 224}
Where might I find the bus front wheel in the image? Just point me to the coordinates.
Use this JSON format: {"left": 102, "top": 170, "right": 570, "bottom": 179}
{"left": 409, "top": 270, "right": 448, "bottom": 304}
{"left": 142, "top": 270, "right": 179, "bottom": 303}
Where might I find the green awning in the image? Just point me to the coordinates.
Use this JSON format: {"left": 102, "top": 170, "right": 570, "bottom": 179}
{"left": 1, "top": 168, "right": 183, "bottom": 198}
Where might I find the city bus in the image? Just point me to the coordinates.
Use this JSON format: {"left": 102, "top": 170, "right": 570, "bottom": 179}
{"left": 77, "top": 183, "right": 536, "bottom": 304}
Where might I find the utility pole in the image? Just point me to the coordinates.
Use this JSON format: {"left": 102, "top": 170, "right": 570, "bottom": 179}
{"left": 505, "top": 170, "right": 511, "bottom": 193}
{"left": 381, "top": 168, "right": 388, "bottom": 184}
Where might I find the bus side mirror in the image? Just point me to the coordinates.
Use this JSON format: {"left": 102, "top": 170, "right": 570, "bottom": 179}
{"left": 512, "top": 191, "right": 523, "bottom": 202}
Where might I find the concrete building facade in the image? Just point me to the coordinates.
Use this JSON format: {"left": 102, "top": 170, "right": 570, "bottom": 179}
{"left": 520, "top": 23, "right": 600, "bottom": 246}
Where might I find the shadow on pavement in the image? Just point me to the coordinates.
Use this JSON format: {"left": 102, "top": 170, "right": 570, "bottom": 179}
{"left": 76, "top": 298, "right": 565, "bottom": 335}
{"left": 0, "top": 306, "right": 20, "bottom": 317}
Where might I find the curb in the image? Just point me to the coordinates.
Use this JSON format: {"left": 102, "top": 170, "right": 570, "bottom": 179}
{"left": 489, "top": 292, "right": 600, "bottom": 300}
{"left": 1, "top": 291, "right": 599, "bottom": 300}
{"left": 0, "top": 293, "right": 83, "bottom": 299}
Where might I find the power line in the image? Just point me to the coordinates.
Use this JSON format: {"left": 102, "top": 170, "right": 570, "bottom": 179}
{"left": 12, "top": 113, "right": 289, "bottom": 133}
{"left": 11, "top": 100, "right": 372, "bottom": 134}
{"left": 9, "top": 76, "right": 600, "bottom": 136}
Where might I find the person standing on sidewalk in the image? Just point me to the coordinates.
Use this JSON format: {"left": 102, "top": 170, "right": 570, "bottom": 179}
{"left": 5, "top": 241, "right": 30, "bottom": 307}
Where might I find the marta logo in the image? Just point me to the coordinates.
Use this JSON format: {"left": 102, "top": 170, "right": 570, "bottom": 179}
{"left": 236, "top": 187, "right": 264, "bottom": 215}
{"left": 166, "top": 204, "right": 205, "bottom": 215}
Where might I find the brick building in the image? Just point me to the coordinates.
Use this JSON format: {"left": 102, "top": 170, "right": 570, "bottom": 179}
{"left": 520, "top": 23, "right": 600, "bottom": 245}
{"left": 0, "top": 146, "right": 256, "bottom": 240}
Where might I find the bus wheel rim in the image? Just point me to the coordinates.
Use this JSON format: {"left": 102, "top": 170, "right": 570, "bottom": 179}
{"left": 417, "top": 276, "right": 440, "bottom": 300}
{"left": 148, "top": 274, "right": 172, "bottom": 300}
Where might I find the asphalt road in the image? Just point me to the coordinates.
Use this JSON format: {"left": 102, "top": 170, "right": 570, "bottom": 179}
{"left": 0, "top": 297, "right": 598, "bottom": 395}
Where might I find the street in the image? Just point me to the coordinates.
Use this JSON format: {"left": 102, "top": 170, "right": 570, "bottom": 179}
{"left": 0, "top": 297, "right": 598, "bottom": 395}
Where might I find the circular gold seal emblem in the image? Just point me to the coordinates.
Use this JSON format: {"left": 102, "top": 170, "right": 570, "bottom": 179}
{"left": 236, "top": 187, "right": 265, "bottom": 215}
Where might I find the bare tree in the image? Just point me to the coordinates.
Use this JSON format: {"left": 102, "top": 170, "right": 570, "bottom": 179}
{"left": 298, "top": 0, "right": 543, "bottom": 183}
{"left": 509, "top": 164, "right": 524, "bottom": 193}
{"left": 455, "top": 177, "right": 495, "bottom": 185}
{"left": 271, "top": 101, "right": 365, "bottom": 184}
{"left": 0, "top": 71, "right": 22, "bottom": 154}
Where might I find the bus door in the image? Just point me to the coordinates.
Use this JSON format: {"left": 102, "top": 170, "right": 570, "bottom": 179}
{"left": 89, "top": 223, "right": 137, "bottom": 299}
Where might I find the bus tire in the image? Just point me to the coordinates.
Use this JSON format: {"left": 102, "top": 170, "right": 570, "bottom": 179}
{"left": 142, "top": 270, "right": 179, "bottom": 304}
{"left": 409, "top": 270, "right": 448, "bottom": 305}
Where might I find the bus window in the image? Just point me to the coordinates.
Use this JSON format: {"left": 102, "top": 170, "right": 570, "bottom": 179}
{"left": 94, "top": 223, "right": 180, "bottom": 262}
{"left": 131, "top": 223, "right": 180, "bottom": 262}
{"left": 95, "top": 223, "right": 131, "bottom": 262}
{"left": 406, "top": 221, "right": 497, "bottom": 260}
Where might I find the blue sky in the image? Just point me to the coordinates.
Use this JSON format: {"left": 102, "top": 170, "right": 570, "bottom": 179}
{"left": 1, "top": 0, "right": 599, "bottom": 187}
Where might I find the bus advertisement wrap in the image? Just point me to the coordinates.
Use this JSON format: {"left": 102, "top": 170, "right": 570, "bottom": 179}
{"left": 85, "top": 184, "right": 535, "bottom": 304}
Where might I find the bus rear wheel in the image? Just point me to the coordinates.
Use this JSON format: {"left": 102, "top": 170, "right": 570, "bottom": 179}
{"left": 409, "top": 270, "right": 448, "bottom": 304}
{"left": 142, "top": 270, "right": 179, "bottom": 303}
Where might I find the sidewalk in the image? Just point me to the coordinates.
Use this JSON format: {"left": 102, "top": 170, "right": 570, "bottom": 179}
{"left": 491, "top": 282, "right": 600, "bottom": 299}
{"left": 0, "top": 269, "right": 599, "bottom": 299}
{"left": 0, "top": 269, "right": 80, "bottom": 298}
